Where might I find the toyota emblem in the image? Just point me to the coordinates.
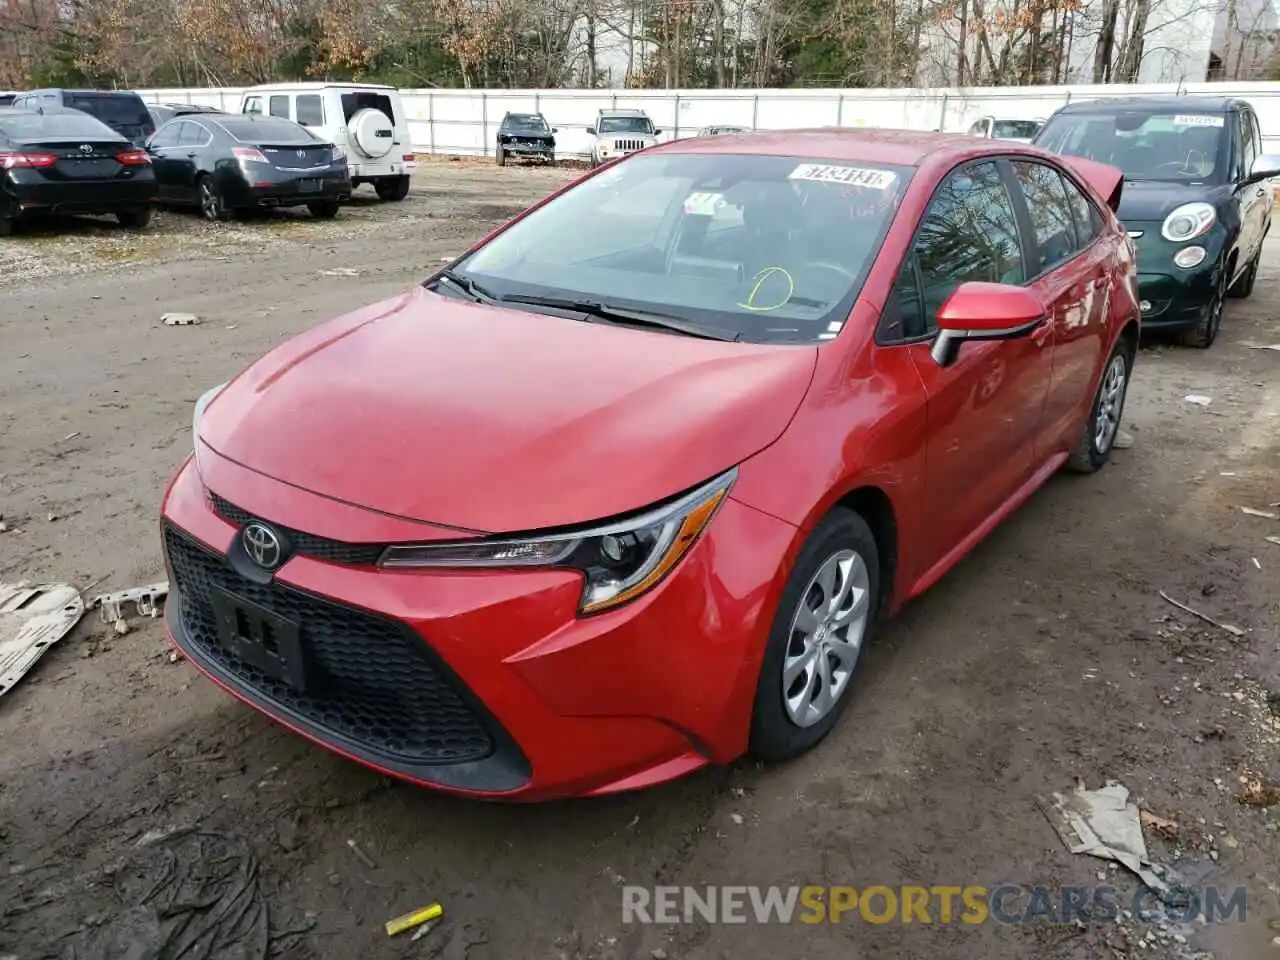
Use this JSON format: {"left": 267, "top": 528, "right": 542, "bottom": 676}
{"left": 242, "top": 522, "right": 284, "bottom": 569}
{"left": 80, "top": 144, "right": 93, "bottom": 154}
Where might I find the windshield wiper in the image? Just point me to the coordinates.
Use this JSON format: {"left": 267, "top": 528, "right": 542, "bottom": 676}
{"left": 498, "top": 294, "right": 741, "bottom": 341}
{"left": 431, "top": 269, "right": 499, "bottom": 303}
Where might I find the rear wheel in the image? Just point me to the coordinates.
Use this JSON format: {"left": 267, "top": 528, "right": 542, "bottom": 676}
{"left": 749, "top": 508, "right": 879, "bottom": 762}
{"left": 374, "top": 175, "right": 410, "bottom": 201}
{"left": 1177, "top": 260, "right": 1227, "bottom": 349}
{"left": 1066, "top": 338, "right": 1132, "bottom": 474}
{"left": 116, "top": 206, "right": 152, "bottom": 229}
{"left": 198, "top": 176, "right": 228, "bottom": 222}
{"left": 307, "top": 201, "right": 340, "bottom": 219}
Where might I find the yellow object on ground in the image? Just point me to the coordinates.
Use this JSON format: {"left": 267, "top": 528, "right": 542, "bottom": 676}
{"left": 385, "top": 903, "right": 444, "bottom": 937}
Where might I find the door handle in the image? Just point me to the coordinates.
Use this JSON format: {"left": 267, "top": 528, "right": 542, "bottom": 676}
{"left": 1256, "top": 186, "right": 1267, "bottom": 198}
{"left": 186, "top": 152, "right": 198, "bottom": 158}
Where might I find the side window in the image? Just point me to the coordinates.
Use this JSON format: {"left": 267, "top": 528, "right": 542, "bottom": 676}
{"left": 1012, "top": 160, "right": 1079, "bottom": 272}
{"left": 911, "top": 161, "right": 1025, "bottom": 335}
{"left": 296, "top": 95, "right": 324, "bottom": 127}
{"left": 150, "top": 122, "right": 181, "bottom": 147}
{"left": 885, "top": 258, "right": 926, "bottom": 340}
{"left": 1059, "top": 171, "right": 1103, "bottom": 248}
{"left": 178, "top": 121, "right": 207, "bottom": 146}
{"left": 1240, "top": 110, "right": 1259, "bottom": 180}
{"left": 269, "top": 95, "right": 290, "bottom": 119}
{"left": 243, "top": 96, "right": 263, "bottom": 116}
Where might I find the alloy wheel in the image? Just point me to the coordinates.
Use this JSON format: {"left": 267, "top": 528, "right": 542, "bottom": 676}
{"left": 782, "top": 549, "right": 870, "bottom": 728}
{"left": 200, "top": 181, "right": 220, "bottom": 221}
{"left": 1094, "top": 353, "right": 1128, "bottom": 454}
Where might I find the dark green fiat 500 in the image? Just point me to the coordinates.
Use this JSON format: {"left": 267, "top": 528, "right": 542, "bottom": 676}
{"left": 1035, "top": 96, "right": 1279, "bottom": 349}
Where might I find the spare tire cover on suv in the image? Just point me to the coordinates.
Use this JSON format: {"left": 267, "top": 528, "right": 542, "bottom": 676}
{"left": 348, "top": 107, "right": 395, "bottom": 159}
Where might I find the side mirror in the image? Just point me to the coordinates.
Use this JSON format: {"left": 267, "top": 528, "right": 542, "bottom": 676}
{"left": 1247, "top": 154, "right": 1280, "bottom": 185}
{"left": 586, "top": 126, "right": 596, "bottom": 135}
{"left": 551, "top": 127, "right": 559, "bottom": 133}
{"left": 931, "top": 282, "right": 1047, "bottom": 368}
{"left": 653, "top": 128, "right": 663, "bottom": 135}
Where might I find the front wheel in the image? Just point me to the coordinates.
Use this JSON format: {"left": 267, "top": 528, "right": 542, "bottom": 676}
{"left": 496, "top": 146, "right": 506, "bottom": 167}
{"left": 1066, "top": 339, "right": 1132, "bottom": 474}
{"left": 749, "top": 508, "right": 879, "bottom": 762}
{"left": 374, "top": 175, "right": 410, "bottom": 201}
{"left": 1177, "top": 262, "right": 1227, "bottom": 349}
{"left": 1229, "top": 250, "right": 1259, "bottom": 299}
{"left": 307, "top": 201, "right": 340, "bottom": 219}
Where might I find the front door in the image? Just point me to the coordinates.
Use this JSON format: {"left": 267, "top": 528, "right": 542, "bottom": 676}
{"left": 897, "top": 159, "right": 1056, "bottom": 577}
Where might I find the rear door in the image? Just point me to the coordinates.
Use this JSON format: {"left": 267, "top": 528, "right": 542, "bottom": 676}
{"left": 1008, "top": 159, "right": 1113, "bottom": 457}
{"left": 173, "top": 120, "right": 212, "bottom": 201}
{"left": 146, "top": 121, "right": 185, "bottom": 200}
{"left": 892, "top": 159, "right": 1055, "bottom": 576}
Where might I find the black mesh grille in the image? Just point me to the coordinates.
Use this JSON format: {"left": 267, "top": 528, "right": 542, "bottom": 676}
{"left": 209, "top": 492, "right": 384, "bottom": 565}
{"left": 164, "top": 526, "right": 494, "bottom": 765}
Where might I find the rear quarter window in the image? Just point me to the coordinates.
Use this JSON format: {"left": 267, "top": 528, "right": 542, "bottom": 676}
{"left": 340, "top": 92, "right": 396, "bottom": 123}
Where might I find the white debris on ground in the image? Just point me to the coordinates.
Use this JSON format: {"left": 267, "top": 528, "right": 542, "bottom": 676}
{"left": 0, "top": 581, "right": 85, "bottom": 699}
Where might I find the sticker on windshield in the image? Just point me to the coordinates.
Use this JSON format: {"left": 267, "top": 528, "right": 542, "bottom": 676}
{"left": 683, "top": 191, "right": 726, "bottom": 216}
{"left": 1173, "top": 114, "right": 1225, "bottom": 128}
{"left": 788, "top": 163, "right": 897, "bottom": 190}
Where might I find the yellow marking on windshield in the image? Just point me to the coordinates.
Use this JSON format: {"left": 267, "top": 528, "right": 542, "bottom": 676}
{"left": 737, "top": 266, "right": 794, "bottom": 312}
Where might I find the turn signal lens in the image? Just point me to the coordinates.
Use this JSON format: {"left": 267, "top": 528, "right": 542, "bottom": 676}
{"left": 0, "top": 151, "right": 57, "bottom": 169}
{"left": 233, "top": 146, "right": 268, "bottom": 163}
{"left": 116, "top": 149, "right": 150, "bottom": 166}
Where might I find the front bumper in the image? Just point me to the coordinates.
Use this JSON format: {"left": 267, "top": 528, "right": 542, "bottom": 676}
{"left": 1129, "top": 222, "right": 1225, "bottom": 331}
{"left": 499, "top": 141, "right": 554, "bottom": 159}
{"left": 159, "top": 452, "right": 795, "bottom": 800}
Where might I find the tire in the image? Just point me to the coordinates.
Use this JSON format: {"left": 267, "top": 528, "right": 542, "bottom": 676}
{"left": 198, "top": 175, "right": 228, "bottom": 222}
{"left": 374, "top": 175, "right": 410, "bottom": 201}
{"left": 496, "top": 147, "right": 506, "bottom": 167}
{"left": 1228, "top": 250, "right": 1258, "bottom": 299}
{"left": 1066, "top": 337, "right": 1133, "bottom": 474}
{"left": 307, "top": 201, "right": 340, "bottom": 219}
{"left": 116, "top": 206, "right": 151, "bottom": 229}
{"left": 0, "top": 214, "right": 13, "bottom": 237}
{"left": 749, "top": 508, "right": 880, "bottom": 762}
{"left": 1177, "top": 260, "right": 1227, "bottom": 348}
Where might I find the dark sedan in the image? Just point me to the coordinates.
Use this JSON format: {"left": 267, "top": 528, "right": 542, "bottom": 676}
{"left": 146, "top": 113, "right": 350, "bottom": 220}
{"left": 496, "top": 112, "right": 556, "bottom": 166}
{"left": 0, "top": 107, "right": 156, "bottom": 236}
{"left": 1035, "top": 96, "right": 1280, "bottom": 348}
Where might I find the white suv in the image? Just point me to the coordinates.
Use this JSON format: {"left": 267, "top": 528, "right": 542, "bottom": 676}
{"left": 240, "top": 82, "right": 416, "bottom": 200}
{"left": 587, "top": 109, "right": 660, "bottom": 166}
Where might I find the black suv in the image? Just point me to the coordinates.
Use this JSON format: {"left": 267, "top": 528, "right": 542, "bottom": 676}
{"left": 1034, "top": 96, "right": 1279, "bottom": 348}
{"left": 496, "top": 112, "right": 556, "bottom": 166}
{"left": 10, "top": 89, "right": 155, "bottom": 147}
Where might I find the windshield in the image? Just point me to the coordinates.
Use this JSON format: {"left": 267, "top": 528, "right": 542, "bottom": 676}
{"left": 599, "top": 116, "right": 653, "bottom": 136}
{"left": 217, "top": 117, "right": 316, "bottom": 142}
{"left": 0, "top": 111, "right": 120, "bottom": 141}
{"left": 505, "top": 115, "right": 548, "bottom": 134}
{"left": 449, "top": 152, "right": 912, "bottom": 344}
{"left": 992, "top": 120, "right": 1042, "bottom": 139}
{"left": 1035, "top": 110, "right": 1227, "bottom": 183}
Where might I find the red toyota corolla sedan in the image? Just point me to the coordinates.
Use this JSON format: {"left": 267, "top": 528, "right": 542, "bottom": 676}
{"left": 161, "top": 129, "right": 1139, "bottom": 800}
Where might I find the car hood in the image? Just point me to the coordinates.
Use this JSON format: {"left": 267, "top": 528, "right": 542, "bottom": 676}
{"left": 1116, "top": 180, "right": 1227, "bottom": 224}
{"left": 199, "top": 287, "right": 818, "bottom": 534}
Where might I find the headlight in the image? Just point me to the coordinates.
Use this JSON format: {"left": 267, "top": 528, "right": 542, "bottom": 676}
{"left": 380, "top": 469, "right": 736, "bottom": 614}
{"left": 1161, "top": 202, "right": 1216, "bottom": 242}
{"left": 192, "top": 382, "right": 227, "bottom": 449}
{"left": 331, "top": 146, "right": 346, "bottom": 164}
{"left": 1173, "top": 245, "right": 1207, "bottom": 269}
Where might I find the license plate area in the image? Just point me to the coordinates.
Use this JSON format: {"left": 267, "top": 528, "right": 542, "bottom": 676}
{"left": 296, "top": 178, "right": 321, "bottom": 193}
{"left": 209, "top": 587, "right": 308, "bottom": 691}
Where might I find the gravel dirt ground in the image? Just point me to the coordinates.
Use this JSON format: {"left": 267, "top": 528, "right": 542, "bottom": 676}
{"left": 1, "top": 160, "right": 1279, "bottom": 960}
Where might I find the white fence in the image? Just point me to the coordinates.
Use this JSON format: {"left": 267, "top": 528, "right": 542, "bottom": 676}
{"left": 137, "top": 81, "right": 1280, "bottom": 161}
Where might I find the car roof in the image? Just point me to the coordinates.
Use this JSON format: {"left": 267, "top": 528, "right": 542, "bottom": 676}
{"left": 242, "top": 82, "right": 395, "bottom": 92}
{"left": 1054, "top": 95, "right": 1240, "bottom": 115}
{"left": 503, "top": 112, "right": 544, "bottom": 119}
{"left": 24, "top": 88, "right": 143, "bottom": 97}
{"left": 656, "top": 127, "right": 1020, "bottom": 166}
{"left": 600, "top": 108, "right": 648, "bottom": 115}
